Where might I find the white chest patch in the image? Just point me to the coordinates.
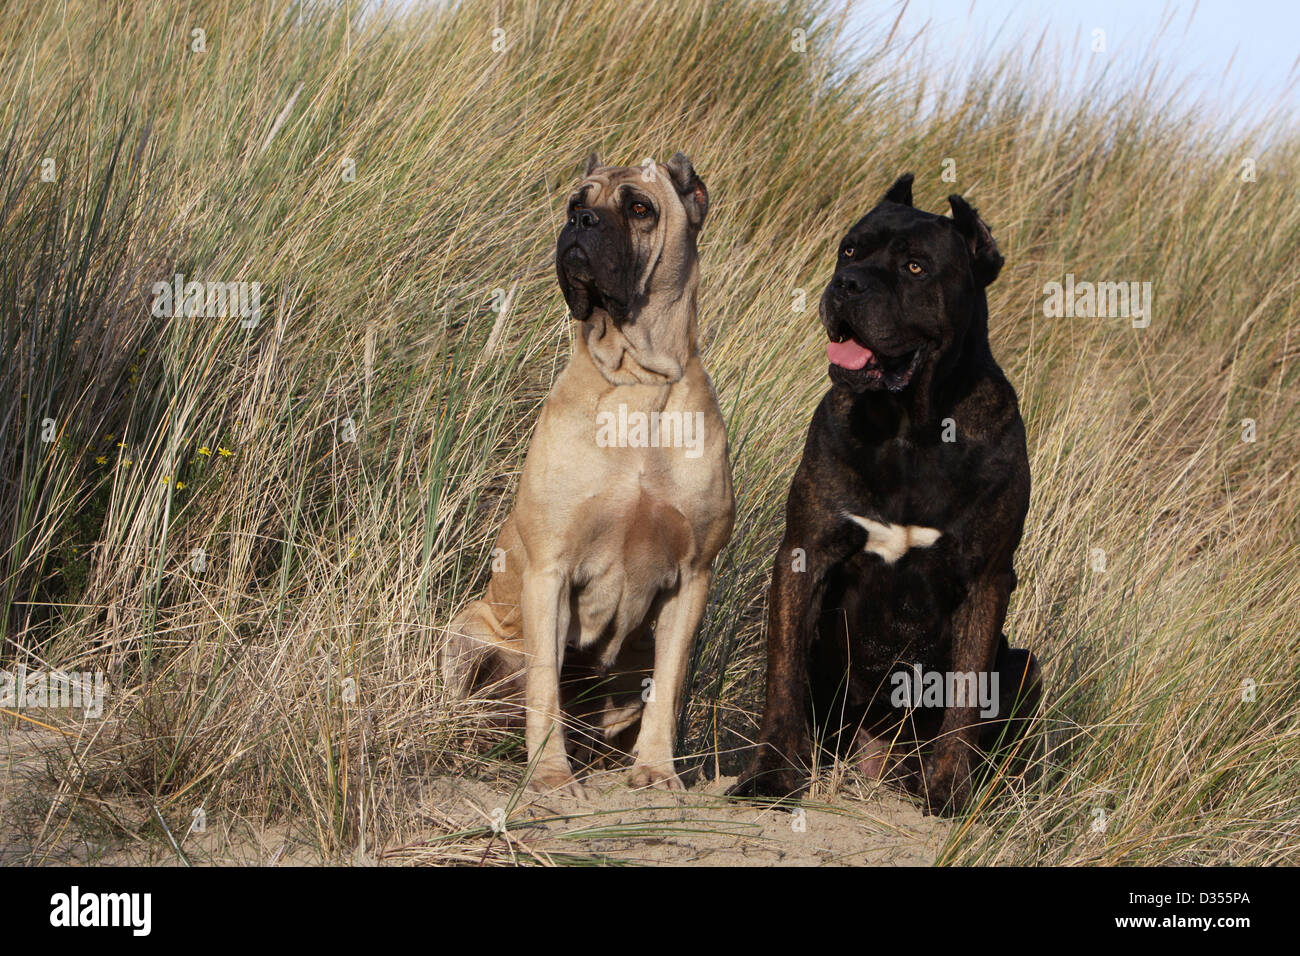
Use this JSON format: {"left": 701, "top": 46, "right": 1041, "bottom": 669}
{"left": 845, "top": 513, "right": 942, "bottom": 564}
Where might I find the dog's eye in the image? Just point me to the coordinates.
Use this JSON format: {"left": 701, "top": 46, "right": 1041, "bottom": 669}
{"left": 841, "top": 246, "right": 855, "bottom": 259}
{"left": 630, "top": 201, "right": 651, "bottom": 218}
{"left": 906, "top": 260, "right": 925, "bottom": 275}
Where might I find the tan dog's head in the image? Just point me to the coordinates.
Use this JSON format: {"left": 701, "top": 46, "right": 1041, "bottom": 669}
{"left": 555, "top": 153, "right": 709, "bottom": 384}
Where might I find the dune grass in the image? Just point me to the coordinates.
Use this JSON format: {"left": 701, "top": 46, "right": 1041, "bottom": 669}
{"left": 0, "top": 0, "right": 1296, "bottom": 865}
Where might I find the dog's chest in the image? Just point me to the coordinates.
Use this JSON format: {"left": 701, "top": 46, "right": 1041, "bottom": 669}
{"left": 563, "top": 453, "right": 728, "bottom": 657}
{"left": 853, "top": 432, "right": 980, "bottom": 528}
{"left": 813, "top": 427, "right": 990, "bottom": 672}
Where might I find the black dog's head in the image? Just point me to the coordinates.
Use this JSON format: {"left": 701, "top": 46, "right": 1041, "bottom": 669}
{"left": 555, "top": 152, "right": 708, "bottom": 326}
{"left": 820, "top": 173, "right": 1003, "bottom": 393}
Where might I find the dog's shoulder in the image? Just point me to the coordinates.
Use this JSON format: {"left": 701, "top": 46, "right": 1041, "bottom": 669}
{"left": 953, "top": 361, "right": 1025, "bottom": 445}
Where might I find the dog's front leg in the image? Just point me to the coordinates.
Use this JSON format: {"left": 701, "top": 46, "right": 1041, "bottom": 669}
{"left": 730, "top": 527, "right": 838, "bottom": 800}
{"left": 522, "top": 567, "right": 584, "bottom": 797}
{"left": 628, "top": 570, "right": 712, "bottom": 791}
{"left": 922, "top": 571, "right": 1011, "bottom": 815}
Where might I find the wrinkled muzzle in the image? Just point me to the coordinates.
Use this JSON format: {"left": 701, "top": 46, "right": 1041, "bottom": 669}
{"left": 555, "top": 221, "right": 638, "bottom": 324}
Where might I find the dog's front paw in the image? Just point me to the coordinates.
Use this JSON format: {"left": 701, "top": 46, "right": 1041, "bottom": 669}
{"left": 921, "top": 748, "right": 974, "bottom": 816}
{"left": 527, "top": 760, "right": 588, "bottom": 799}
{"left": 628, "top": 762, "right": 684, "bottom": 791}
{"left": 727, "top": 757, "right": 806, "bottom": 805}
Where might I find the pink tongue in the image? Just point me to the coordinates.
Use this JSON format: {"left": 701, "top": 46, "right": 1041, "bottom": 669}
{"left": 827, "top": 338, "right": 874, "bottom": 370}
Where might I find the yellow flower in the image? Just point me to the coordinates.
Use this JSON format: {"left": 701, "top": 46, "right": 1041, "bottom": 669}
{"left": 122, "top": 459, "right": 133, "bottom": 468}
{"left": 117, "top": 442, "right": 127, "bottom": 448}
{"left": 198, "top": 446, "right": 211, "bottom": 456}
{"left": 104, "top": 434, "right": 114, "bottom": 443}
{"left": 95, "top": 455, "right": 107, "bottom": 465}
{"left": 217, "top": 447, "right": 233, "bottom": 457}
{"left": 161, "top": 476, "right": 171, "bottom": 485}
{"left": 176, "top": 481, "right": 185, "bottom": 490}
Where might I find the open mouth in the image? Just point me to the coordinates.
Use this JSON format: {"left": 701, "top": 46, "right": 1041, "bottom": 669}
{"left": 826, "top": 332, "right": 921, "bottom": 392}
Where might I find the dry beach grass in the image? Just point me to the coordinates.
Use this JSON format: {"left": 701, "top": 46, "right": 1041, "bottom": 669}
{"left": 0, "top": 0, "right": 1297, "bottom": 864}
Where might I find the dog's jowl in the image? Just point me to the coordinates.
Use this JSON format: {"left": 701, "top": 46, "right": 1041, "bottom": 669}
{"left": 733, "top": 173, "right": 1041, "bottom": 814}
{"left": 443, "top": 154, "right": 734, "bottom": 797}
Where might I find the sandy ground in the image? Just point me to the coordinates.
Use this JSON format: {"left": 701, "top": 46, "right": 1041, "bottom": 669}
{"left": 388, "top": 769, "right": 947, "bottom": 866}
{"left": 1, "top": 725, "right": 946, "bottom": 866}
{"left": 0, "top": 725, "right": 324, "bottom": 865}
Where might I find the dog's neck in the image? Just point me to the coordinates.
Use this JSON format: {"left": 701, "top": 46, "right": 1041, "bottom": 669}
{"left": 576, "top": 270, "right": 700, "bottom": 387}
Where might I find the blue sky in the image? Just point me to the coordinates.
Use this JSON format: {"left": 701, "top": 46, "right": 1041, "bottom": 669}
{"left": 848, "top": 0, "right": 1298, "bottom": 132}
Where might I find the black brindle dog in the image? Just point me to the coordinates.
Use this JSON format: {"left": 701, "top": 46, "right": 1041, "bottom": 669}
{"left": 732, "top": 174, "right": 1041, "bottom": 814}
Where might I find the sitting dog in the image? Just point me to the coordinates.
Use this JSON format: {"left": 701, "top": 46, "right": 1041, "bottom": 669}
{"left": 732, "top": 174, "right": 1040, "bottom": 814}
{"left": 443, "top": 153, "right": 734, "bottom": 797}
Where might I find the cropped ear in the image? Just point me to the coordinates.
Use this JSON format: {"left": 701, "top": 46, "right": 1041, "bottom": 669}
{"left": 584, "top": 152, "right": 601, "bottom": 176}
{"left": 947, "top": 194, "right": 1004, "bottom": 286}
{"left": 664, "top": 151, "right": 710, "bottom": 230}
{"left": 881, "top": 173, "right": 914, "bottom": 207}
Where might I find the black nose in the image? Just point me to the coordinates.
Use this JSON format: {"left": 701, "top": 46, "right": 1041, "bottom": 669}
{"left": 832, "top": 271, "right": 863, "bottom": 296}
{"left": 574, "top": 209, "right": 599, "bottom": 229}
